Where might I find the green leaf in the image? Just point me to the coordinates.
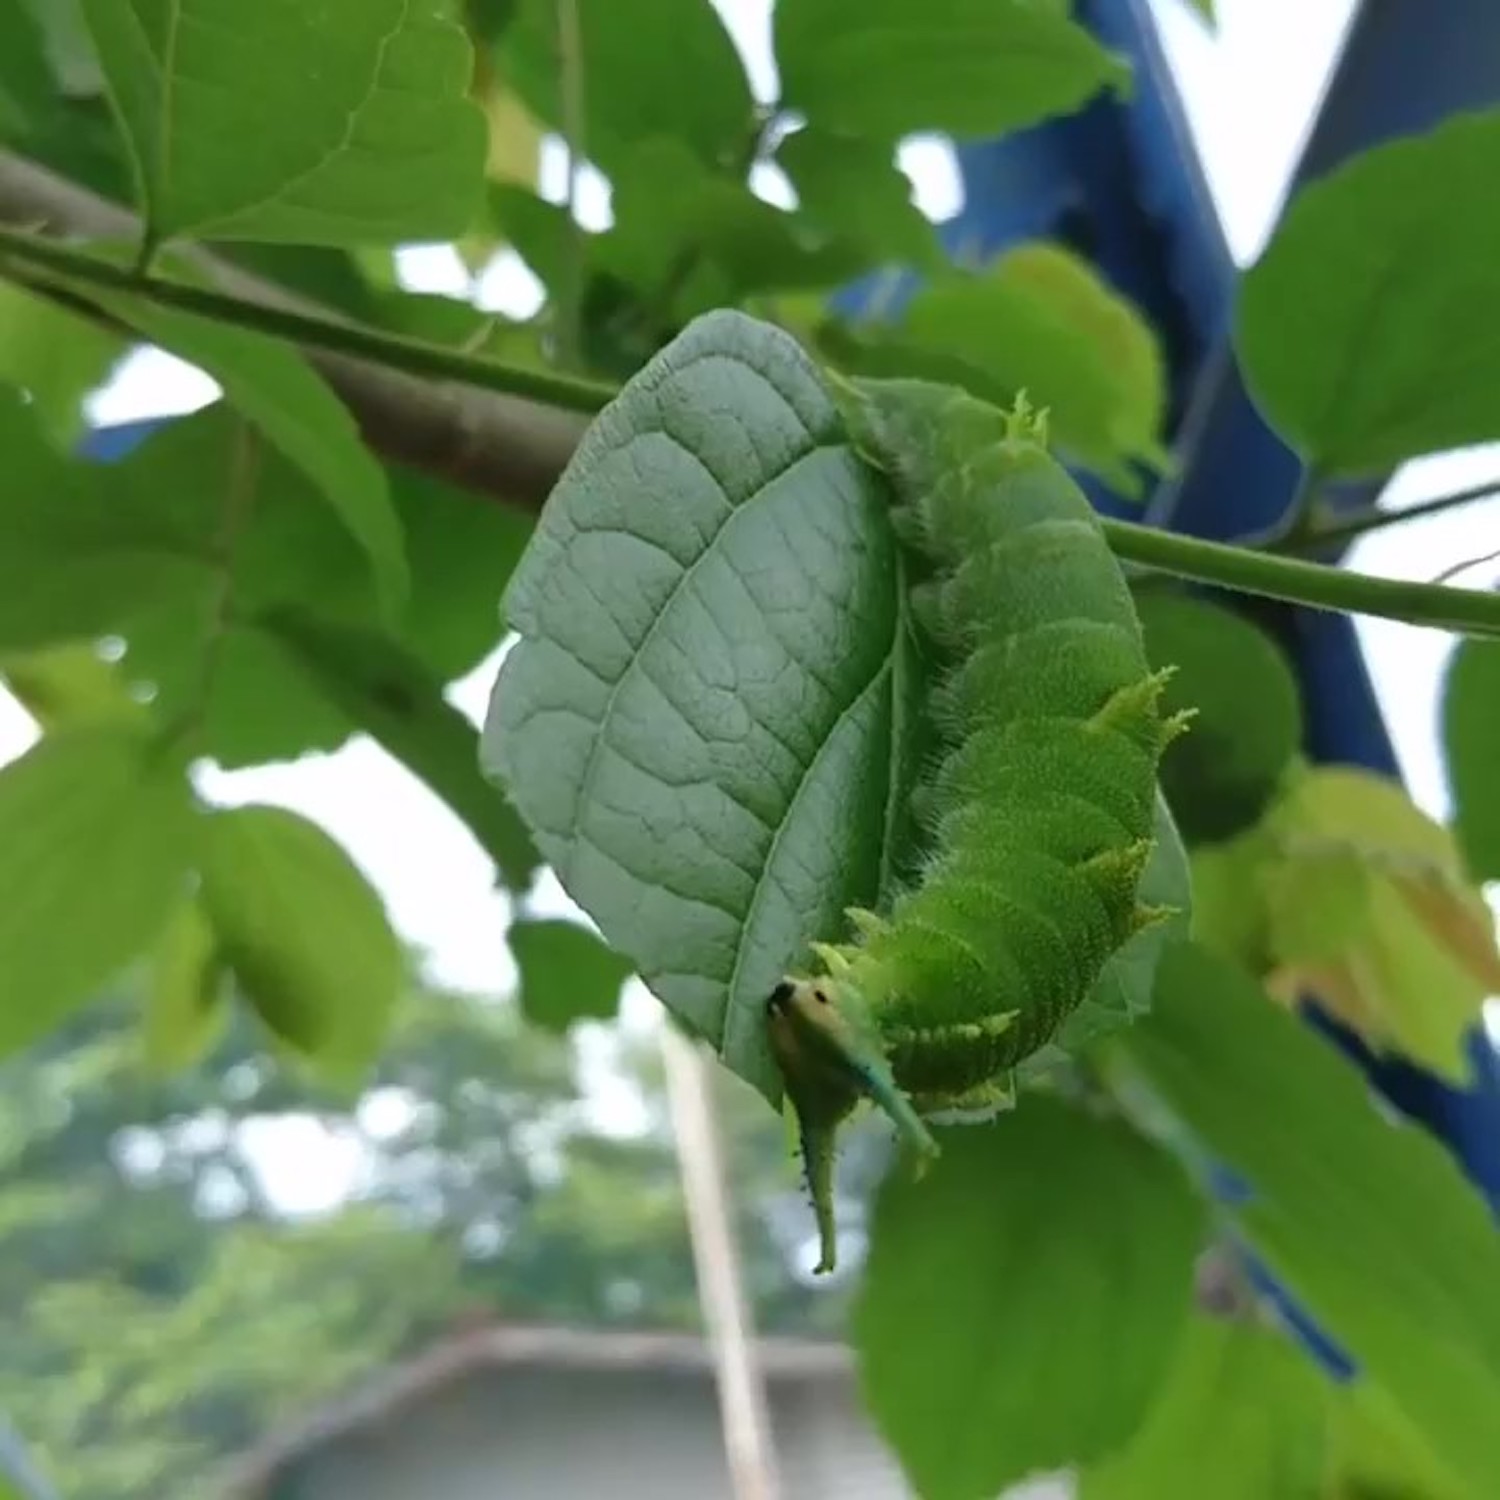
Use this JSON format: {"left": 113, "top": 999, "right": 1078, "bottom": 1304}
{"left": 776, "top": 127, "right": 944, "bottom": 274}
{"left": 79, "top": 0, "right": 486, "bottom": 247}
{"left": 0, "top": 2, "right": 54, "bottom": 134}
{"left": 853, "top": 1097, "right": 1204, "bottom": 1500}
{"left": 484, "top": 309, "right": 920, "bottom": 1101}
{"left": 1, "top": 642, "right": 151, "bottom": 732}
{"left": 486, "top": 184, "right": 579, "bottom": 297}
{"left": 501, "top": 0, "right": 757, "bottom": 177}
{"left": 1080, "top": 1316, "right": 1328, "bottom": 1500}
{"left": 264, "top": 610, "right": 540, "bottom": 890}
{"left": 509, "top": 917, "right": 633, "bottom": 1033}
{"left": 1134, "top": 589, "right": 1303, "bottom": 843}
{"left": 601, "top": 137, "right": 867, "bottom": 316}
{"left": 863, "top": 243, "right": 1168, "bottom": 487}
{"left": 143, "top": 899, "right": 227, "bottom": 1071}
{"left": 0, "top": 391, "right": 215, "bottom": 653}
{"left": 0, "top": 281, "right": 124, "bottom": 448}
{"left": 196, "top": 804, "right": 400, "bottom": 1082}
{"left": 95, "top": 293, "right": 409, "bottom": 620}
{"left": 390, "top": 466, "right": 535, "bottom": 681}
{"left": 1238, "top": 110, "right": 1500, "bottom": 475}
{"left": 0, "top": 725, "right": 197, "bottom": 1055}
{"left": 1117, "top": 942, "right": 1500, "bottom": 1493}
{"left": 775, "top": 0, "right": 1129, "bottom": 142}
{"left": 1442, "top": 638, "right": 1500, "bottom": 882}
{"left": 1258, "top": 764, "right": 1500, "bottom": 1082}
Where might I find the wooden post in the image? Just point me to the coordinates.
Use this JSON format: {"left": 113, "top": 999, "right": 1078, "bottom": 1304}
{"left": 660, "top": 1023, "right": 782, "bottom": 1500}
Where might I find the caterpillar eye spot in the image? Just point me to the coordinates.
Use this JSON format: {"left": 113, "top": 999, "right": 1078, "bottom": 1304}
{"left": 812, "top": 989, "right": 829, "bottom": 1005}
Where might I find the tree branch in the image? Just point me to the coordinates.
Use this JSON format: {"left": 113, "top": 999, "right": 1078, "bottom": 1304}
{"left": 0, "top": 150, "right": 588, "bottom": 512}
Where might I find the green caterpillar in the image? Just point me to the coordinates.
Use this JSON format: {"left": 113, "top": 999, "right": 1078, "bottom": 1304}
{"left": 768, "top": 378, "right": 1188, "bottom": 1273}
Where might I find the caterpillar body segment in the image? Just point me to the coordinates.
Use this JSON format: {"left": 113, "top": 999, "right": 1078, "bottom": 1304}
{"left": 769, "top": 379, "right": 1185, "bottom": 1273}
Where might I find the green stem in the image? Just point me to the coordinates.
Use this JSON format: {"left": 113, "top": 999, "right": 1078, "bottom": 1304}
{"left": 0, "top": 225, "right": 614, "bottom": 414}
{"left": 1273, "top": 478, "right": 1500, "bottom": 556}
{"left": 1101, "top": 517, "right": 1500, "bottom": 639}
{"left": 555, "top": 0, "right": 587, "bottom": 370}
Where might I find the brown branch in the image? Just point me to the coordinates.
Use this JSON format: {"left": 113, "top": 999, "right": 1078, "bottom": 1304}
{"left": 0, "top": 151, "right": 584, "bottom": 512}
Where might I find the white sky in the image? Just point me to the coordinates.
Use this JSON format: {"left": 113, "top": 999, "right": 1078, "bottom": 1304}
{"left": 2, "top": 0, "right": 1498, "bottom": 1199}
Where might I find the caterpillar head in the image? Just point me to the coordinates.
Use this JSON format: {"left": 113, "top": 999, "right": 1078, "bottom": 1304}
{"left": 767, "top": 976, "right": 939, "bottom": 1275}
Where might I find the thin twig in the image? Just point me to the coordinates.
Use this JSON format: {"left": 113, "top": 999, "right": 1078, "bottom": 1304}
{"left": 1272, "top": 478, "right": 1500, "bottom": 557}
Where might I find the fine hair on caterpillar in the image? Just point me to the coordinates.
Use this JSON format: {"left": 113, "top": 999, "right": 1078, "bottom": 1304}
{"left": 766, "top": 380, "right": 1190, "bottom": 1274}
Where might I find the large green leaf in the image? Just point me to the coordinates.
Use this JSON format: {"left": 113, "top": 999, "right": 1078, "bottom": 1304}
{"left": 265, "top": 611, "right": 540, "bottom": 890}
{"left": 1080, "top": 1316, "right": 1328, "bottom": 1500}
{"left": 0, "top": 725, "right": 197, "bottom": 1055}
{"left": 509, "top": 917, "right": 633, "bottom": 1034}
{"left": 1238, "top": 110, "right": 1500, "bottom": 475}
{"left": 1442, "top": 638, "right": 1500, "bottom": 882}
{"left": 1134, "top": 589, "right": 1303, "bottom": 844}
{"left": 196, "top": 804, "right": 400, "bottom": 1082}
{"left": 79, "top": 0, "right": 486, "bottom": 247}
{"left": 853, "top": 1098, "right": 1204, "bottom": 1500}
{"left": 1117, "top": 942, "right": 1500, "bottom": 1492}
{"left": 501, "top": 0, "right": 757, "bottom": 177}
{"left": 774, "top": 0, "right": 1129, "bottom": 142}
{"left": 484, "top": 309, "right": 921, "bottom": 1100}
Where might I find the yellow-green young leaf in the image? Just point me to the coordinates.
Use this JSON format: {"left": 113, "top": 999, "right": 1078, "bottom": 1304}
{"left": 1326, "top": 1381, "right": 1472, "bottom": 1500}
{"left": 0, "top": 281, "right": 124, "bottom": 447}
{"left": 775, "top": 0, "right": 1130, "bottom": 142}
{"left": 144, "top": 900, "right": 227, "bottom": 1072}
{"left": 1135, "top": 589, "right": 1303, "bottom": 843}
{"left": 1238, "top": 110, "right": 1500, "bottom": 475}
{"left": 0, "top": 725, "right": 197, "bottom": 1054}
{"left": 509, "top": 918, "right": 633, "bottom": 1034}
{"left": 1186, "top": 824, "right": 1276, "bottom": 973}
{"left": 95, "top": 289, "right": 409, "bottom": 620}
{"left": 0, "top": 643, "right": 150, "bottom": 732}
{"left": 1442, "top": 638, "right": 1500, "bottom": 882}
{"left": 196, "top": 805, "right": 400, "bottom": 1083}
{"left": 79, "top": 0, "right": 486, "bottom": 247}
{"left": 894, "top": 243, "right": 1169, "bottom": 488}
{"left": 853, "top": 1099, "right": 1204, "bottom": 1500}
{"left": 1118, "top": 943, "right": 1500, "bottom": 1494}
{"left": 1080, "top": 1317, "right": 1328, "bottom": 1500}
{"left": 1260, "top": 765, "right": 1500, "bottom": 1081}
